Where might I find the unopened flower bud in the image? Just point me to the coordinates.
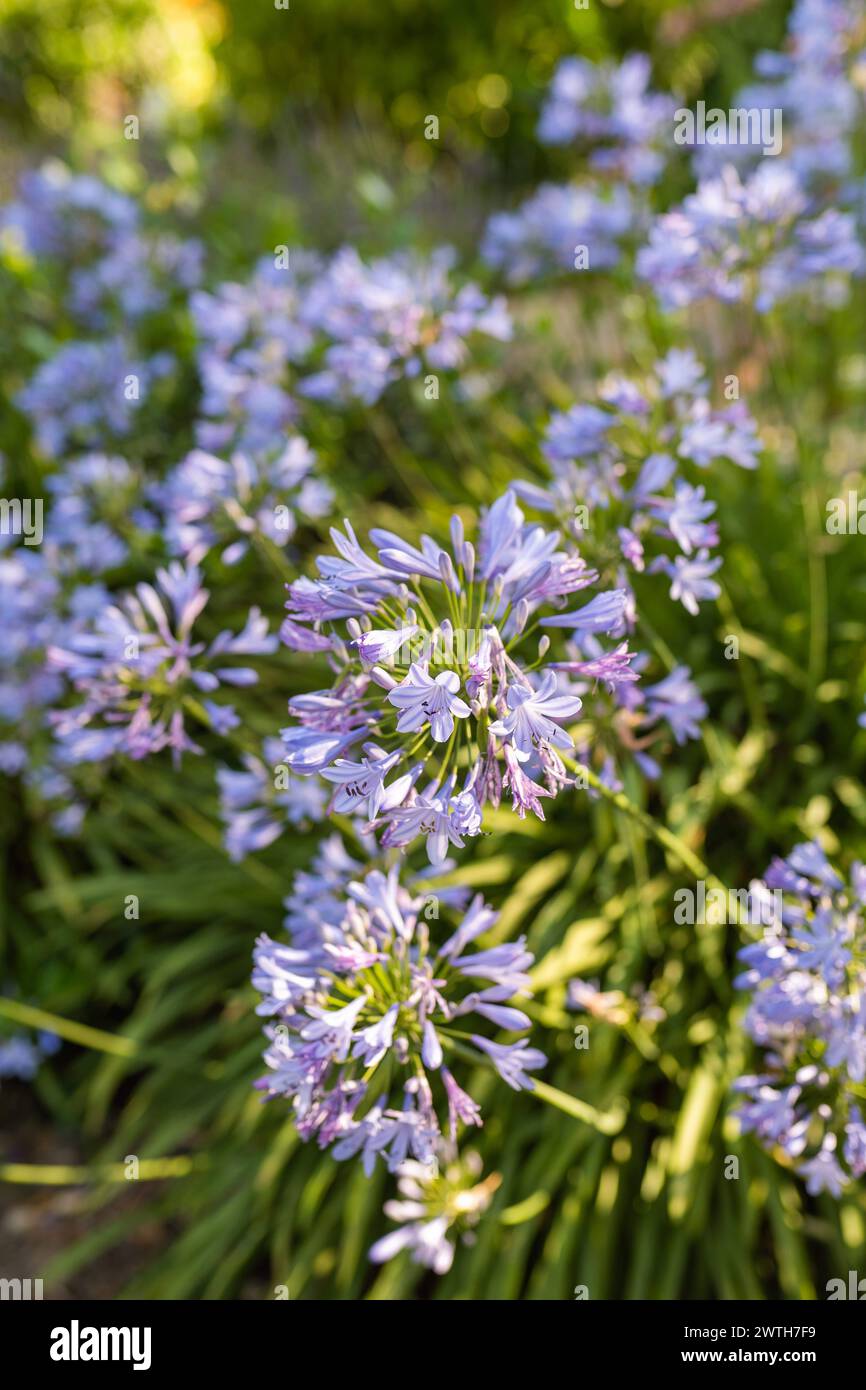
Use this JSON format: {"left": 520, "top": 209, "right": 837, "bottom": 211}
{"left": 370, "top": 665, "right": 398, "bottom": 691}
{"left": 463, "top": 542, "right": 475, "bottom": 585}
{"left": 512, "top": 599, "right": 529, "bottom": 634}
{"left": 439, "top": 551, "right": 459, "bottom": 592}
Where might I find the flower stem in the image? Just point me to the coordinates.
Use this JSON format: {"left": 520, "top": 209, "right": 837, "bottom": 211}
{"left": 563, "top": 756, "right": 711, "bottom": 884}
{"left": 443, "top": 1034, "right": 626, "bottom": 1135}
{"left": 0, "top": 997, "right": 137, "bottom": 1057}
{"left": 530, "top": 1078, "right": 626, "bottom": 1135}
{"left": 0, "top": 1156, "right": 200, "bottom": 1185}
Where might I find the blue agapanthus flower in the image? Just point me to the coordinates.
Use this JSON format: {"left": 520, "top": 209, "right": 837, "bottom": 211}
{"left": 191, "top": 254, "right": 320, "bottom": 454}
{"left": 689, "top": 0, "right": 865, "bottom": 189}
{"left": 638, "top": 162, "right": 864, "bottom": 312}
{"left": 0, "top": 538, "right": 117, "bottom": 832}
{"left": 734, "top": 841, "right": 866, "bottom": 1194}
{"left": 192, "top": 245, "right": 511, "bottom": 447}
{"left": 2, "top": 163, "right": 202, "bottom": 328}
{"left": 43, "top": 453, "right": 156, "bottom": 574}
{"left": 513, "top": 349, "right": 759, "bottom": 622}
{"left": 153, "top": 436, "right": 333, "bottom": 565}
{"left": 47, "top": 561, "right": 278, "bottom": 766}
{"left": 481, "top": 181, "right": 635, "bottom": 285}
{"left": 369, "top": 1148, "right": 500, "bottom": 1274}
{"left": 0, "top": 549, "right": 65, "bottom": 732}
{"left": 17, "top": 338, "right": 173, "bottom": 457}
{"left": 253, "top": 845, "right": 545, "bottom": 1171}
{"left": 481, "top": 52, "right": 672, "bottom": 286}
{"left": 298, "top": 245, "right": 511, "bottom": 405}
{"left": 538, "top": 53, "right": 675, "bottom": 186}
{"left": 217, "top": 735, "right": 327, "bottom": 861}
{"left": 280, "top": 489, "right": 635, "bottom": 861}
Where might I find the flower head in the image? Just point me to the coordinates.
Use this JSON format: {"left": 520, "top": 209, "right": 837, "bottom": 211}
{"left": 191, "top": 254, "right": 319, "bottom": 453}
{"left": 299, "top": 246, "right": 511, "bottom": 404}
{"left": 3, "top": 164, "right": 202, "bottom": 329}
{"left": 514, "top": 350, "right": 759, "bottom": 620}
{"left": 369, "top": 1149, "right": 501, "bottom": 1274}
{"left": 280, "top": 490, "right": 628, "bottom": 859}
{"left": 638, "top": 162, "right": 864, "bottom": 312}
{"left": 482, "top": 182, "right": 634, "bottom": 285}
{"left": 154, "top": 437, "right": 332, "bottom": 565}
{"left": 43, "top": 453, "right": 155, "bottom": 574}
{"left": 48, "top": 561, "right": 277, "bottom": 765}
{"left": 253, "top": 850, "right": 545, "bottom": 1169}
{"left": 734, "top": 842, "right": 866, "bottom": 1192}
{"left": 17, "top": 338, "right": 169, "bottom": 458}
{"left": 217, "top": 736, "right": 327, "bottom": 861}
{"left": 538, "top": 54, "right": 674, "bottom": 185}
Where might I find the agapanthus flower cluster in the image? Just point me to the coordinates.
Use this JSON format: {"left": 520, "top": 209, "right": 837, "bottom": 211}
{"left": 538, "top": 54, "right": 675, "bottom": 186}
{"left": 499, "top": 350, "right": 744, "bottom": 782}
{"left": 192, "top": 246, "right": 511, "bottom": 448}
{"left": 6, "top": 167, "right": 199, "bottom": 463}
{"left": 481, "top": 53, "right": 673, "bottom": 286}
{"left": 481, "top": 182, "right": 634, "bottom": 285}
{"left": 217, "top": 736, "right": 326, "bottom": 862}
{"left": 0, "top": 549, "right": 65, "bottom": 761}
{"left": 734, "top": 842, "right": 866, "bottom": 1195}
{"left": 253, "top": 849, "right": 545, "bottom": 1169}
{"left": 638, "top": 162, "right": 864, "bottom": 312}
{"left": 3, "top": 165, "right": 136, "bottom": 261}
{"left": 153, "top": 436, "right": 333, "bottom": 565}
{"left": 297, "top": 246, "right": 511, "bottom": 405}
{"left": 43, "top": 453, "right": 156, "bottom": 574}
{"left": 1, "top": 163, "right": 203, "bottom": 328}
{"left": 47, "top": 562, "right": 278, "bottom": 765}
{"left": 0, "top": 455, "right": 149, "bottom": 782}
{"left": 280, "top": 490, "right": 634, "bottom": 862}
{"left": 17, "top": 338, "right": 172, "bottom": 458}
{"left": 514, "top": 348, "right": 760, "bottom": 618}
{"left": 0, "top": 535, "right": 115, "bottom": 830}
{"left": 690, "top": 0, "right": 866, "bottom": 188}
{"left": 191, "top": 254, "right": 320, "bottom": 453}
{"left": 575, "top": 659, "right": 709, "bottom": 788}
{"left": 369, "top": 1149, "right": 501, "bottom": 1273}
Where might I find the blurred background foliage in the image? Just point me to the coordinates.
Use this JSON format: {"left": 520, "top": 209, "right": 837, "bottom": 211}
{"left": 0, "top": 0, "right": 788, "bottom": 257}
{"left": 2, "top": 0, "right": 866, "bottom": 1300}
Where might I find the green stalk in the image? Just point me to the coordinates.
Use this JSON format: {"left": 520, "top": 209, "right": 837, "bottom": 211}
{"left": 0, "top": 1156, "right": 200, "bottom": 1185}
{"left": 0, "top": 997, "right": 137, "bottom": 1058}
{"left": 562, "top": 756, "right": 713, "bottom": 884}
{"left": 443, "top": 1035, "right": 626, "bottom": 1135}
